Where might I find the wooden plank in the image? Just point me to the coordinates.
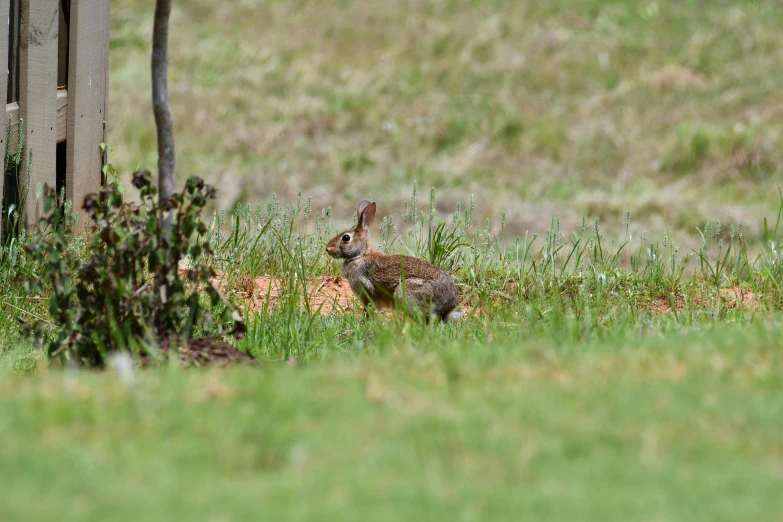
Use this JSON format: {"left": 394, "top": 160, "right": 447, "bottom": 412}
{"left": 0, "top": 0, "right": 9, "bottom": 153}
{"left": 56, "top": 88, "right": 67, "bottom": 141}
{"left": 101, "top": 0, "right": 109, "bottom": 173}
{"left": 66, "top": 0, "right": 108, "bottom": 224}
{"left": 0, "top": 0, "right": 10, "bottom": 238}
{"left": 19, "top": 0, "right": 59, "bottom": 226}
{"left": 5, "top": 90, "right": 68, "bottom": 147}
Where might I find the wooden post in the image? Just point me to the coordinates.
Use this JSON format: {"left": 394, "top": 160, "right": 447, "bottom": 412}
{"left": 101, "top": 0, "right": 109, "bottom": 174}
{"left": 65, "top": 0, "right": 109, "bottom": 226}
{"left": 0, "top": 0, "right": 11, "bottom": 237}
{"left": 19, "top": 0, "right": 59, "bottom": 226}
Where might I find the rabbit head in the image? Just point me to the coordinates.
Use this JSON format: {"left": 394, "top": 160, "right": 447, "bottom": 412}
{"left": 326, "top": 200, "right": 377, "bottom": 260}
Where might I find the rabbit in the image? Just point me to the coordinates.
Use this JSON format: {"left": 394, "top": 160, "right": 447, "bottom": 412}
{"left": 326, "top": 200, "right": 460, "bottom": 322}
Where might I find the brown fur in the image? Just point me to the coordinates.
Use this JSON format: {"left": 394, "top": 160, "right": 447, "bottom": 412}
{"left": 326, "top": 201, "right": 459, "bottom": 321}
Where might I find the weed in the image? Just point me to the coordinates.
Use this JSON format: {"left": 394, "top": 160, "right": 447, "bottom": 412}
{"left": 2, "top": 117, "right": 31, "bottom": 243}
{"left": 22, "top": 171, "right": 244, "bottom": 366}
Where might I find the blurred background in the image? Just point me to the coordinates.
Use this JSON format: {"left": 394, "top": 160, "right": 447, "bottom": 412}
{"left": 108, "top": 0, "right": 782, "bottom": 248}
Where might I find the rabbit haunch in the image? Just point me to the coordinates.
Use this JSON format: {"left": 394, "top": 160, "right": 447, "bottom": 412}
{"left": 326, "top": 200, "right": 460, "bottom": 321}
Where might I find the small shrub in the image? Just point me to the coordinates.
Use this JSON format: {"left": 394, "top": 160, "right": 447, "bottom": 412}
{"left": 23, "top": 171, "right": 245, "bottom": 367}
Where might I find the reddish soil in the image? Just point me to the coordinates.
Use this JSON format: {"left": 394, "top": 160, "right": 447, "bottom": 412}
{"left": 650, "top": 288, "right": 762, "bottom": 314}
{"left": 719, "top": 288, "right": 761, "bottom": 309}
{"left": 226, "top": 275, "right": 358, "bottom": 315}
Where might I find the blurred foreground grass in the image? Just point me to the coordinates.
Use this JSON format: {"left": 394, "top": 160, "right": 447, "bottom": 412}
{"left": 1, "top": 321, "right": 782, "bottom": 522}
{"left": 109, "top": 0, "right": 783, "bottom": 247}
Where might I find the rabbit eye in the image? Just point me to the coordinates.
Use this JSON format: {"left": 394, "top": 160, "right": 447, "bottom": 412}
{"left": 341, "top": 234, "right": 351, "bottom": 242}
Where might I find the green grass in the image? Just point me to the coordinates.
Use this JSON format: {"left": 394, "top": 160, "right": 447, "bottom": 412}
{"left": 1, "top": 322, "right": 782, "bottom": 521}
{"left": 2, "top": 0, "right": 783, "bottom": 519}
{"left": 2, "top": 184, "right": 783, "bottom": 520}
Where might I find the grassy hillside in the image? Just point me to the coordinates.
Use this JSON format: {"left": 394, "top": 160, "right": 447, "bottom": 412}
{"left": 108, "top": 0, "right": 783, "bottom": 246}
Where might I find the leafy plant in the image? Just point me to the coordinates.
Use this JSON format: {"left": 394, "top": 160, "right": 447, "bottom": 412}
{"left": 23, "top": 171, "right": 245, "bottom": 366}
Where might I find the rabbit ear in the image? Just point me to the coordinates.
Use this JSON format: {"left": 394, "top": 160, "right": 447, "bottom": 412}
{"left": 359, "top": 201, "right": 376, "bottom": 230}
{"left": 357, "top": 200, "right": 371, "bottom": 219}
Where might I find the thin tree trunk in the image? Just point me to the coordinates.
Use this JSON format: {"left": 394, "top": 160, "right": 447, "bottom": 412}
{"left": 152, "top": 0, "right": 175, "bottom": 206}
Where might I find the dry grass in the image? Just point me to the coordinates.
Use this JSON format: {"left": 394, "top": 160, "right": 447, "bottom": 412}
{"left": 108, "top": 0, "right": 783, "bottom": 250}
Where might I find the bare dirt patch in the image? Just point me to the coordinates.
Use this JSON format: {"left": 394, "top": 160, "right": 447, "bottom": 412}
{"left": 650, "top": 288, "right": 762, "bottom": 314}
{"left": 720, "top": 288, "right": 761, "bottom": 309}
{"left": 223, "top": 275, "right": 358, "bottom": 315}
{"left": 650, "top": 295, "right": 685, "bottom": 314}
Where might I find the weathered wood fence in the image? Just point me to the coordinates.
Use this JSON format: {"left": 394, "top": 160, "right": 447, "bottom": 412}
{"left": 1, "top": 0, "right": 109, "bottom": 234}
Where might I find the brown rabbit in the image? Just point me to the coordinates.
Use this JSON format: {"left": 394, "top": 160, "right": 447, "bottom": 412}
{"left": 326, "top": 200, "right": 460, "bottom": 322}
